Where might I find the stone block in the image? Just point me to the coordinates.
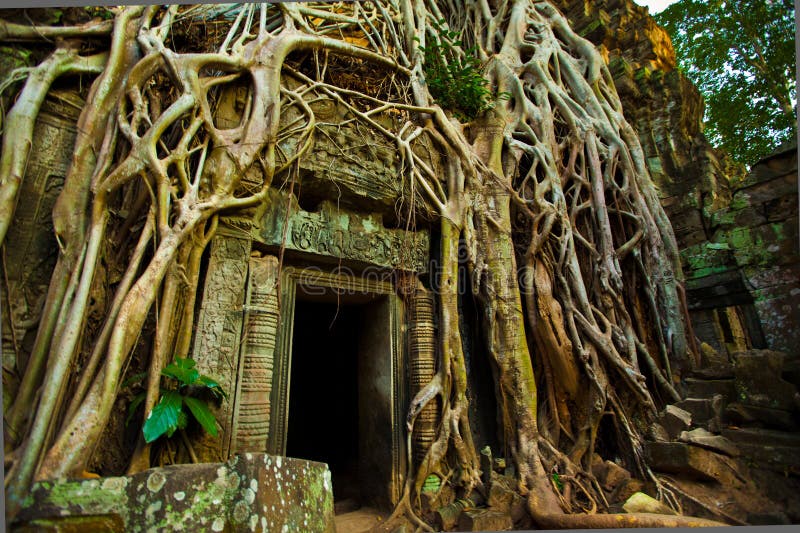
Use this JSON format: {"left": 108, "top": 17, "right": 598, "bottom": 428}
{"left": 731, "top": 206, "right": 768, "bottom": 228}
{"left": 698, "top": 342, "right": 731, "bottom": 371}
{"left": 690, "top": 363, "right": 735, "bottom": 380}
{"left": 678, "top": 428, "right": 740, "bottom": 457}
{"left": 622, "top": 492, "right": 677, "bottom": 515}
{"left": 457, "top": 509, "right": 513, "bottom": 532}
{"left": 684, "top": 378, "right": 735, "bottom": 404}
{"left": 721, "top": 427, "right": 800, "bottom": 448}
{"left": 608, "top": 478, "right": 645, "bottom": 504}
{"left": 733, "top": 350, "right": 798, "bottom": 411}
{"left": 724, "top": 402, "right": 799, "bottom": 431}
{"left": 737, "top": 171, "right": 797, "bottom": 204}
{"left": 260, "top": 189, "right": 430, "bottom": 272}
{"left": 486, "top": 473, "right": 518, "bottom": 512}
{"left": 659, "top": 404, "right": 692, "bottom": 439}
{"left": 674, "top": 395, "right": 723, "bottom": 433}
{"left": 764, "top": 193, "right": 798, "bottom": 223}
{"left": 742, "top": 263, "right": 800, "bottom": 292}
{"left": 600, "top": 460, "right": 631, "bottom": 491}
{"left": 13, "top": 454, "right": 335, "bottom": 533}
{"left": 749, "top": 278, "right": 800, "bottom": 355}
{"left": 644, "top": 441, "right": 743, "bottom": 487}
{"left": 721, "top": 427, "right": 800, "bottom": 474}
{"left": 647, "top": 422, "right": 671, "bottom": 442}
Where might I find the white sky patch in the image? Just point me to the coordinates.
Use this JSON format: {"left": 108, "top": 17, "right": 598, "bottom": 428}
{"left": 635, "top": 0, "right": 679, "bottom": 14}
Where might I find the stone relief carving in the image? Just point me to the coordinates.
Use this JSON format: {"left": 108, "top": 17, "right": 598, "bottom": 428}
{"left": 276, "top": 80, "right": 402, "bottom": 209}
{"left": 2, "top": 91, "right": 82, "bottom": 400}
{"left": 231, "top": 254, "right": 280, "bottom": 453}
{"left": 190, "top": 234, "right": 252, "bottom": 461}
{"left": 259, "top": 189, "right": 429, "bottom": 272}
{"left": 408, "top": 285, "right": 438, "bottom": 464}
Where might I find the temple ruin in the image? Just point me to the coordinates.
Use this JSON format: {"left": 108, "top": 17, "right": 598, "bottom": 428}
{"left": 1, "top": 1, "right": 798, "bottom": 531}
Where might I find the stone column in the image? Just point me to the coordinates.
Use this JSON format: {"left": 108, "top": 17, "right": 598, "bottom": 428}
{"left": 408, "top": 285, "right": 438, "bottom": 465}
{"left": 231, "top": 254, "right": 280, "bottom": 453}
{"left": 190, "top": 233, "right": 251, "bottom": 461}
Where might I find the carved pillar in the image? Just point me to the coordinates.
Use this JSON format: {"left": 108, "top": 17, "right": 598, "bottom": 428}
{"left": 231, "top": 254, "right": 280, "bottom": 453}
{"left": 190, "top": 233, "right": 251, "bottom": 461}
{"left": 408, "top": 285, "right": 438, "bottom": 464}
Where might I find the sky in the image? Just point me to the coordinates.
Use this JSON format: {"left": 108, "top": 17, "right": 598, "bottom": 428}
{"left": 635, "top": 0, "right": 679, "bottom": 14}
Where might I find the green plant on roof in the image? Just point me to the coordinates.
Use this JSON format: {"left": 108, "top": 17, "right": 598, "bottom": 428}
{"left": 417, "top": 19, "right": 505, "bottom": 121}
{"left": 126, "top": 357, "right": 227, "bottom": 443}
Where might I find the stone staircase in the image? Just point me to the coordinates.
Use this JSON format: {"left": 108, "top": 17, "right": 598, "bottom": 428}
{"left": 646, "top": 348, "right": 800, "bottom": 525}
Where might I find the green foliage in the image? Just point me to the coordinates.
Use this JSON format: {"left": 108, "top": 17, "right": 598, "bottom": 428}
{"left": 552, "top": 472, "right": 563, "bottom": 491}
{"left": 84, "top": 6, "right": 115, "bottom": 20}
{"left": 126, "top": 357, "right": 227, "bottom": 444}
{"left": 656, "top": 0, "right": 796, "bottom": 166}
{"left": 418, "top": 19, "right": 498, "bottom": 121}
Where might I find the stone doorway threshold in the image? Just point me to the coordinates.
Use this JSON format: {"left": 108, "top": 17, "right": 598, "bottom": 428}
{"left": 334, "top": 506, "right": 389, "bottom": 533}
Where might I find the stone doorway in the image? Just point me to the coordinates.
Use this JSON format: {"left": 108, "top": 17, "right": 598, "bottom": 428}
{"left": 286, "top": 300, "right": 361, "bottom": 507}
{"left": 270, "top": 268, "right": 405, "bottom": 511}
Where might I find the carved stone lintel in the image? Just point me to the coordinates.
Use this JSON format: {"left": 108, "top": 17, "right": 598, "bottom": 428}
{"left": 231, "top": 254, "right": 280, "bottom": 454}
{"left": 260, "top": 189, "right": 430, "bottom": 272}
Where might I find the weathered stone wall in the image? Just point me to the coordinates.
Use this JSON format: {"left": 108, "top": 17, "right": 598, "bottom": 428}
{"left": 684, "top": 146, "right": 799, "bottom": 355}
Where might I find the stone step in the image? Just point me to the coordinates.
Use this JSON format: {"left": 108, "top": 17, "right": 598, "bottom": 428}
{"left": 658, "top": 404, "right": 692, "bottom": 439}
{"left": 678, "top": 428, "right": 740, "bottom": 457}
{"left": 644, "top": 441, "right": 744, "bottom": 487}
{"left": 689, "top": 365, "right": 734, "bottom": 380}
{"left": 458, "top": 509, "right": 513, "bottom": 532}
{"left": 721, "top": 427, "right": 800, "bottom": 448}
{"left": 723, "top": 402, "right": 799, "bottom": 432}
{"left": 674, "top": 396, "right": 723, "bottom": 432}
{"left": 684, "top": 378, "right": 736, "bottom": 403}
{"left": 730, "top": 442, "right": 800, "bottom": 475}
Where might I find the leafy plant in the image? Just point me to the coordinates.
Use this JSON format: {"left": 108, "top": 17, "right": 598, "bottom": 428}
{"left": 126, "top": 357, "right": 227, "bottom": 443}
{"left": 417, "top": 19, "right": 499, "bottom": 121}
{"left": 552, "top": 472, "right": 564, "bottom": 492}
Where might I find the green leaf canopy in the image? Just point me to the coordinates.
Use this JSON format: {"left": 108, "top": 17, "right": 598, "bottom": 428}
{"left": 656, "top": 0, "right": 796, "bottom": 166}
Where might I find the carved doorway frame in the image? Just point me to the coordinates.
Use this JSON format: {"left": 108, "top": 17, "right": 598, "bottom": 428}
{"left": 268, "top": 266, "right": 406, "bottom": 505}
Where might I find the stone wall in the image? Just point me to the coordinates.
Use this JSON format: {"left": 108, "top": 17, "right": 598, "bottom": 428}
{"left": 1, "top": 90, "right": 84, "bottom": 409}
{"left": 683, "top": 145, "right": 799, "bottom": 355}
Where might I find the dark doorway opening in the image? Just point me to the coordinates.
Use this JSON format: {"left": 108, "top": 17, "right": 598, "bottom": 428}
{"left": 286, "top": 299, "right": 362, "bottom": 508}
